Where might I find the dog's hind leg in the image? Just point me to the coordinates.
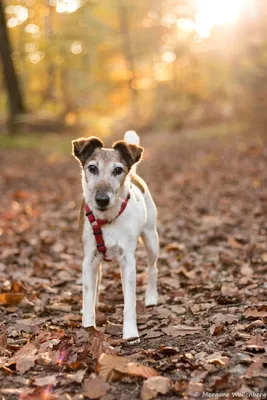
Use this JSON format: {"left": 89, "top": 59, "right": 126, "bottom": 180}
{"left": 95, "top": 263, "right": 102, "bottom": 307}
{"left": 142, "top": 226, "right": 159, "bottom": 306}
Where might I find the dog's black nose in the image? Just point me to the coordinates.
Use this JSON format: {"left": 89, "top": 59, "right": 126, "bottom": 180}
{"left": 95, "top": 193, "right": 110, "bottom": 208}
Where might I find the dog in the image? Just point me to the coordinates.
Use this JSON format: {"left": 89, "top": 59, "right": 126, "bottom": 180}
{"left": 72, "top": 131, "right": 159, "bottom": 340}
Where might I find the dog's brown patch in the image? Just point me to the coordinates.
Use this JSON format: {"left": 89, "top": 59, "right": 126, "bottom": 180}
{"left": 113, "top": 141, "right": 144, "bottom": 170}
{"left": 131, "top": 174, "right": 146, "bottom": 193}
{"left": 72, "top": 137, "right": 104, "bottom": 165}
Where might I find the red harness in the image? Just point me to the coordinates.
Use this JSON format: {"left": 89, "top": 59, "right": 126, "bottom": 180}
{"left": 85, "top": 193, "right": 130, "bottom": 262}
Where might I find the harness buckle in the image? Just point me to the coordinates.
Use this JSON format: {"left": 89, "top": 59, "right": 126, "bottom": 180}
{"left": 97, "top": 244, "right": 106, "bottom": 253}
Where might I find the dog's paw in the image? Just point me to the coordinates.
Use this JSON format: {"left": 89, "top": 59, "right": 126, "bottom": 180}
{"left": 82, "top": 315, "right": 96, "bottom": 328}
{"left": 145, "top": 292, "right": 158, "bottom": 306}
{"left": 123, "top": 322, "right": 139, "bottom": 341}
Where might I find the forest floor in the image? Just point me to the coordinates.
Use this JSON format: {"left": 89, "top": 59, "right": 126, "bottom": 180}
{"left": 0, "top": 129, "right": 267, "bottom": 399}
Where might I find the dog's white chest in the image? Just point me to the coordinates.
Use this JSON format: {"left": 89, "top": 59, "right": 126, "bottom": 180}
{"left": 83, "top": 187, "right": 146, "bottom": 262}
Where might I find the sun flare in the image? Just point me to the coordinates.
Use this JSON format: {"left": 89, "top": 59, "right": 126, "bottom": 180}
{"left": 195, "top": 0, "right": 250, "bottom": 38}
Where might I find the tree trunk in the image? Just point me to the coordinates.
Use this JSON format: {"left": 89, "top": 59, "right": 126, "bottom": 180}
{"left": 0, "top": 0, "right": 26, "bottom": 130}
{"left": 117, "top": 0, "right": 139, "bottom": 119}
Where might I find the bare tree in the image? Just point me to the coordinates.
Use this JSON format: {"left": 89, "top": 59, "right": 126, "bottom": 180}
{"left": 0, "top": 0, "right": 26, "bottom": 130}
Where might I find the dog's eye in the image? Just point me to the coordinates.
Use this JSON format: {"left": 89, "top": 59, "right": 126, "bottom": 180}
{"left": 88, "top": 165, "right": 98, "bottom": 174}
{"left": 113, "top": 167, "right": 124, "bottom": 175}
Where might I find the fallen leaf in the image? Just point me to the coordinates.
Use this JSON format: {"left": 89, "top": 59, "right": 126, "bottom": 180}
{"left": 165, "top": 242, "right": 184, "bottom": 252}
{"left": 244, "top": 309, "right": 267, "bottom": 318}
{"left": 15, "top": 343, "right": 37, "bottom": 374}
{"left": 221, "top": 282, "right": 238, "bottom": 297}
{"left": 211, "top": 373, "right": 230, "bottom": 390}
{"left": 105, "top": 323, "right": 122, "bottom": 337}
{"left": 96, "top": 309, "right": 107, "bottom": 326}
{"left": 187, "top": 382, "right": 204, "bottom": 396}
{"left": 169, "top": 305, "right": 186, "bottom": 315}
{"left": 210, "top": 313, "right": 238, "bottom": 325}
{"left": 228, "top": 236, "right": 243, "bottom": 249}
{"left": 0, "top": 327, "right": 7, "bottom": 350}
{"left": 141, "top": 376, "right": 170, "bottom": 400}
{"left": 89, "top": 327, "right": 105, "bottom": 360}
{"left": 207, "top": 353, "right": 229, "bottom": 367}
{"left": 177, "top": 266, "right": 196, "bottom": 280}
{"left": 0, "top": 293, "right": 25, "bottom": 306}
{"left": 210, "top": 323, "right": 224, "bottom": 336}
{"left": 83, "top": 373, "right": 110, "bottom": 399}
{"left": 245, "top": 359, "right": 267, "bottom": 378}
{"left": 240, "top": 263, "right": 253, "bottom": 277}
{"left": 161, "top": 324, "right": 202, "bottom": 337}
{"left": 244, "top": 334, "right": 266, "bottom": 353}
{"left": 34, "top": 375, "right": 57, "bottom": 386}
{"left": 145, "top": 329, "right": 164, "bottom": 339}
{"left": 67, "top": 369, "right": 86, "bottom": 383}
{"left": 96, "top": 354, "right": 158, "bottom": 381}
{"left": 140, "top": 384, "right": 156, "bottom": 400}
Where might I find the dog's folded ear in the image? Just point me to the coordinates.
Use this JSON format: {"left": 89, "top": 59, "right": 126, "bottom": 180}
{"left": 113, "top": 140, "right": 144, "bottom": 169}
{"left": 72, "top": 137, "right": 104, "bottom": 165}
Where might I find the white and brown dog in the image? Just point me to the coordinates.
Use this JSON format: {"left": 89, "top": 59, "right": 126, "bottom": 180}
{"left": 72, "top": 131, "right": 159, "bottom": 340}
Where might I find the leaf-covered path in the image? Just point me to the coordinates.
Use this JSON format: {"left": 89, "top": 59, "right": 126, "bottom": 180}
{"left": 0, "top": 131, "right": 267, "bottom": 399}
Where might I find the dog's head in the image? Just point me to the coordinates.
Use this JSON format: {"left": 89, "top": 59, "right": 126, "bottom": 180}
{"left": 72, "top": 136, "right": 143, "bottom": 212}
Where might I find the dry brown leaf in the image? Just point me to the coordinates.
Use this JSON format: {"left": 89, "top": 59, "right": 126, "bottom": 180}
{"left": 228, "top": 236, "right": 243, "bottom": 249}
{"left": 169, "top": 305, "right": 186, "bottom": 315}
{"left": 67, "top": 369, "right": 86, "bottom": 383}
{"left": 210, "top": 313, "right": 238, "bottom": 325}
{"left": 83, "top": 373, "right": 110, "bottom": 399}
{"left": 0, "top": 293, "right": 25, "bottom": 306}
{"left": 187, "top": 382, "right": 204, "bottom": 395}
{"left": 244, "top": 334, "right": 266, "bottom": 353}
{"left": 207, "top": 353, "right": 229, "bottom": 367}
{"left": 145, "top": 329, "right": 164, "bottom": 339}
{"left": 136, "top": 300, "right": 146, "bottom": 315}
{"left": 105, "top": 322, "right": 122, "bottom": 336}
{"left": 210, "top": 323, "right": 224, "bottom": 336}
{"left": 211, "top": 373, "right": 230, "bottom": 390}
{"left": 89, "top": 327, "right": 105, "bottom": 360}
{"left": 46, "top": 303, "right": 72, "bottom": 312}
{"left": 15, "top": 343, "right": 37, "bottom": 374}
{"left": 240, "top": 263, "right": 253, "bottom": 277}
{"left": 165, "top": 242, "right": 184, "bottom": 252}
{"left": 221, "top": 282, "right": 238, "bottom": 297}
{"left": 100, "top": 395, "right": 116, "bottom": 400}
{"left": 244, "top": 309, "right": 267, "bottom": 319}
{"left": 141, "top": 384, "right": 157, "bottom": 400}
{"left": 142, "top": 376, "right": 170, "bottom": 398}
{"left": 0, "top": 328, "right": 7, "bottom": 350}
{"left": 177, "top": 266, "right": 196, "bottom": 280}
{"left": 245, "top": 359, "right": 266, "bottom": 378}
{"left": 34, "top": 375, "right": 57, "bottom": 386}
{"left": 161, "top": 324, "right": 202, "bottom": 337}
{"left": 190, "top": 302, "right": 215, "bottom": 314}
{"left": 96, "top": 309, "right": 107, "bottom": 326}
{"left": 96, "top": 354, "right": 158, "bottom": 382}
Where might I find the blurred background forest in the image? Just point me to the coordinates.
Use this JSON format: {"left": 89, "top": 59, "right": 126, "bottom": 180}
{"left": 1, "top": 0, "right": 267, "bottom": 136}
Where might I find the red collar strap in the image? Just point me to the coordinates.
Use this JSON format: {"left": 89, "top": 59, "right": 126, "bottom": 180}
{"left": 85, "top": 193, "right": 130, "bottom": 262}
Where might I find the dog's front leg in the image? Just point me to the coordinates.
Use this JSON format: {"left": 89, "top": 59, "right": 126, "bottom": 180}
{"left": 119, "top": 255, "right": 139, "bottom": 340}
{"left": 82, "top": 253, "right": 101, "bottom": 328}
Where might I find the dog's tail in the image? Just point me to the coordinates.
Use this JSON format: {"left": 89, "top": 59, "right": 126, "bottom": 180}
{"left": 124, "top": 130, "right": 140, "bottom": 146}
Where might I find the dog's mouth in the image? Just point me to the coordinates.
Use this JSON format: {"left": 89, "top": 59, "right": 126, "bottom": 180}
{"left": 96, "top": 206, "right": 109, "bottom": 212}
